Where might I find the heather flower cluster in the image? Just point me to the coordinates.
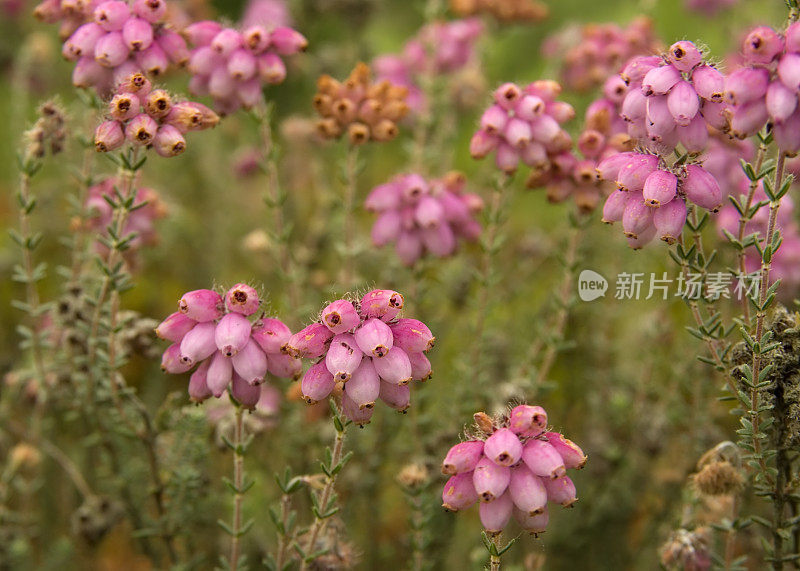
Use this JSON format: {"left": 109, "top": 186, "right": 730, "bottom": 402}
{"left": 294, "top": 290, "right": 434, "bottom": 426}
{"left": 599, "top": 152, "right": 722, "bottom": 248}
{"left": 83, "top": 177, "right": 166, "bottom": 257}
{"left": 449, "top": 0, "right": 548, "bottom": 23}
{"left": 548, "top": 18, "right": 660, "bottom": 92}
{"left": 185, "top": 19, "right": 307, "bottom": 114}
{"left": 40, "top": 0, "right": 189, "bottom": 94}
{"left": 373, "top": 18, "right": 483, "bottom": 113}
{"left": 94, "top": 72, "right": 219, "bottom": 156}
{"left": 366, "top": 171, "right": 484, "bottom": 266}
{"left": 470, "top": 80, "right": 574, "bottom": 175}
{"left": 313, "top": 62, "right": 409, "bottom": 145}
{"left": 158, "top": 284, "right": 301, "bottom": 408}
{"left": 620, "top": 43, "right": 726, "bottom": 152}
{"left": 723, "top": 24, "right": 800, "bottom": 152}
{"left": 441, "top": 407, "right": 586, "bottom": 535}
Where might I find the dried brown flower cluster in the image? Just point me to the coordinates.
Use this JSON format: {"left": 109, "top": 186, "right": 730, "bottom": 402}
{"left": 449, "top": 0, "right": 548, "bottom": 23}
{"left": 313, "top": 62, "right": 409, "bottom": 145}
{"left": 25, "top": 101, "right": 66, "bottom": 160}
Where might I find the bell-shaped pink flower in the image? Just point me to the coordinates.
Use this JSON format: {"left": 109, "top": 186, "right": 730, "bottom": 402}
{"left": 161, "top": 343, "right": 192, "bottom": 374}
{"left": 654, "top": 198, "right": 687, "bottom": 244}
{"left": 478, "top": 492, "right": 513, "bottom": 533}
{"left": 156, "top": 311, "right": 196, "bottom": 343}
{"left": 683, "top": 164, "right": 722, "bottom": 211}
{"left": 473, "top": 457, "right": 511, "bottom": 502}
{"left": 543, "top": 476, "right": 578, "bottom": 507}
{"left": 508, "top": 405, "right": 548, "bottom": 437}
{"left": 508, "top": 465, "right": 547, "bottom": 516}
{"left": 286, "top": 322, "right": 334, "bottom": 359}
{"left": 483, "top": 428, "right": 523, "bottom": 466}
{"left": 408, "top": 351, "right": 432, "bottom": 381}
{"left": 325, "top": 333, "right": 363, "bottom": 382}
{"left": 354, "top": 318, "right": 394, "bottom": 358}
{"left": 442, "top": 473, "right": 479, "bottom": 511}
{"left": 442, "top": 441, "right": 484, "bottom": 475}
{"left": 344, "top": 358, "right": 381, "bottom": 409}
{"left": 514, "top": 505, "right": 549, "bottom": 535}
{"left": 188, "top": 359, "right": 212, "bottom": 403}
{"left": 545, "top": 432, "right": 587, "bottom": 470}
{"left": 360, "top": 289, "right": 404, "bottom": 322}
{"left": 207, "top": 351, "right": 233, "bottom": 397}
{"left": 251, "top": 318, "right": 292, "bottom": 354}
{"left": 224, "top": 283, "right": 260, "bottom": 316}
{"left": 231, "top": 372, "right": 260, "bottom": 410}
{"left": 179, "top": 321, "right": 218, "bottom": 365}
{"left": 300, "top": 361, "right": 335, "bottom": 404}
{"left": 523, "top": 439, "right": 567, "bottom": 480}
{"left": 214, "top": 312, "right": 252, "bottom": 357}
{"left": 231, "top": 339, "right": 267, "bottom": 385}
{"left": 643, "top": 169, "right": 678, "bottom": 207}
{"left": 322, "top": 299, "right": 361, "bottom": 334}
{"left": 371, "top": 346, "right": 412, "bottom": 385}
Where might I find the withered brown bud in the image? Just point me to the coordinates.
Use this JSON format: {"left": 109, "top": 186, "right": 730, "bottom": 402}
{"left": 693, "top": 461, "right": 744, "bottom": 496}
{"left": 473, "top": 411, "right": 495, "bottom": 435}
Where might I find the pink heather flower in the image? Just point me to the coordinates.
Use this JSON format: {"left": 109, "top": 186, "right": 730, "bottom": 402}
{"left": 296, "top": 290, "right": 433, "bottom": 424}
{"left": 94, "top": 74, "right": 219, "bottom": 158}
{"left": 373, "top": 18, "right": 483, "bottom": 114}
{"left": 186, "top": 15, "right": 307, "bottom": 114}
{"left": 158, "top": 284, "right": 301, "bottom": 405}
{"left": 473, "top": 80, "right": 574, "bottom": 178}
{"left": 598, "top": 151, "right": 722, "bottom": 248}
{"left": 442, "top": 405, "right": 584, "bottom": 536}
{"left": 366, "top": 171, "right": 483, "bottom": 266}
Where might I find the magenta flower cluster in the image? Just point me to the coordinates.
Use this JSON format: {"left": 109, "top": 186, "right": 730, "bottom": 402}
{"left": 94, "top": 73, "right": 219, "bottom": 156}
{"left": 366, "top": 172, "right": 484, "bottom": 266}
{"left": 470, "top": 80, "right": 575, "bottom": 174}
{"left": 185, "top": 19, "right": 307, "bottom": 114}
{"left": 441, "top": 405, "right": 586, "bottom": 535}
{"left": 723, "top": 24, "right": 800, "bottom": 152}
{"left": 45, "top": 0, "right": 189, "bottom": 94}
{"left": 373, "top": 18, "right": 483, "bottom": 113}
{"left": 599, "top": 152, "right": 722, "bottom": 248}
{"left": 293, "top": 290, "right": 434, "bottom": 426}
{"left": 158, "top": 284, "right": 301, "bottom": 409}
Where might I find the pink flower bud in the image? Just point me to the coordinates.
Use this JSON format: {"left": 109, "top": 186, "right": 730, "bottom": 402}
{"left": 354, "top": 318, "right": 394, "bottom": 359}
{"left": 338, "top": 393, "right": 371, "bottom": 427}
{"left": 379, "top": 381, "right": 411, "bottom": 411}
{"left": 508, "top": 405, "right": 548, "bottom": 437}
{"left": 442, "top": 473, "right": 479, "bottom": 511}
{"left": 787, "top": 22, "right": 800, "bottom": 54}
{"left": 365, "top": 182, "right": 401, "bottom": 212}
{"left": 108, "top": 92, "right": 140, "bottom": 121}
{"left": 224, "top": 283, "right": 260, "bottom": 316}
{"left": 74, "top": 57, "right": 111, "bottom": 89}
{"left": 596, "top": 151, "right": 634, "bottom": 181}
{"left": 214, "top": 313, "right": 252, "bottom": 357}
{"left": 122, "top": 17, "right": 153, "bottom": 51}
{"left": 773, "top": 109, "right": 800, "bottom": 154}
{"left": 646, "top": 94, "right": 677, "bottom": 136}
{"left": 252, "top": 318, "right": 292, "bottom": 354}
{"left": 267, "top": 352, "right": 302, "bottom": 380}
{"left": 494, "top": 142, "right": 519, "bottom": 173}
{"left": 726, "top": 67, "right": 770, "bottom": 105}
{"left": 621, "top": 88, "right": 646, "bottom": 122}
{"left": 627, "top": 225, "right": 656, "bottom": 250}
{"left": 514, "top": 505, "right": 548, "bottom": 535}
{"left": 520, "top": 141, "right": 547, "bottom": 167}
{"left": 414, "top": 196, "right": 444, "bottom": 229}
{"left": 94, "top": 120, "right": 125, "bottom": 152}
{"left": 157, "top": 31, "right": 189, "bottom": 65}
{"left": 188, "top": 359, "right": 212, "bottom": 402}
{"left": 743, "top": 26, "right": 784, "bottom": 64}
{"left": 322, "top": 300, "right": 360, "bottom": 334}
{"left": 132, "top": 0, "right": 166, "bottom": 23}
{"left": 469, "top": 129, "right": 498, "bottom": 159}
{"left": 94, "top": 31, "right": 129, "bottom": 67}
{"left": 683, "top": 164, "right": 722, "bottom": 211}
{"left": 344, "top": 358, "right": 380, "bottom": 408}
{"left": 508, "top": 466, "right": 547, "bottom": 516}
{"left": 515, "top": 94, "right": 545, "bottom": 121}
{"left": 94, "top": 1, "right": 129, "bottom": 32}
{"left": 408, "top": 351, "right": 432, "bottom": 381}
{"left": 728, "top": 98, "right": 769, "bottom": 139}
{"left": 371, "top": 211, "right": 401, "bottom": 247}
{"left": 653, "top": 196, "right": 687, "bottom": 244}
{"left": 179, "top": 321, "right": 217, "bottom": 365}
{"left": 231, "top": 339, "right": 267, "bottom": 385}
{"left": 545, "top": 432, "right": 587, "bottom": 469}
{"left": 152, "top": 125, "right": 186, "bottom": 158}
{"left": 231, "top": 373, "right": 260, "bottom": 410}
{"left": 208, "top": 65, "right": 235, "bottom": 99}
{"left": 700, "top": 100, "right": 728, "bottom": 130}
{"left": 473, "top": 457, "right": 511, "bottom": 502}
{"left": 300, "top": 361, "right": 335, "bottom": 404}
{"left": 621, "top": 55, "right": 662, "bottom": 85}
{"left": 484, "top": 428, "right": 523, "bottom": 466}
{"left": 502, "top": 117, "right": 532, "bottom": 149}
{"left": 286, "top": 322, "right": 333, "bottom": 358}
{"left": 522, "top": 440, "right": 566, "bottom": 479}
{"left": 601, "top": 190, "right": 630, "bottom": 224}
{"left": 479, "top": 492, "right": 513, "bottom": 533}
{"left": 767, "top": 80, "right": 798, "bottom": 123}
{"left": 667, "top": 80, "right": 699, "bottom": 126}
{"left": 257, "top": 52, "right": 287, "bottom": 84}
{"left": 164, "top": 102, "right": 220, "bottom": 132}
{"left": 136, "top": 42, "right": 168, "bottom": 76}
{"left": 529, "top": 114, "right": 561, "bottom": 143}
{"left": 547, "top": 101, "right": 575, "bottom": 123}
{"left": 125, "top": 113, "right": 158, "bottom": 146}
{"left": 493, "top": 82, "right": 521, "bottom": 110}
{"left": 616, "top": 154, "right": 658, "bottom": 192}
{"left": 188, "top": 45, "right": 218, "bottom": 75}
{"left": 65, "top": 22, "right": 105, "bottom": 60}
{"left": 641, "top": 64, "right": 681, "bottom": 96}
{"left": 211, "top": 28, "right": 242, "bottom": 56}
{"left": 372, "top": 346, "right": 412, "bottom": 385}
{"left": 421, "top": 223, "right": 456, "bottom": 257}
{"left": 325, "top": 333, "right": 363, "bottom": 382}
{"left": 156, "top": 311, "right": 196, "bottom": 343}
{"left": 396, "top": 231, "right": 423, "bottom": 266}
{"left": 207, "top": 350, "right": 232, "bottom": 397}
{"left": 678, "top": 114, "right": 709, "bottom": 153}
{"left": 691, "top": 65, "right": 724, "bottom": 102}
{"left": 442, "top": 441, "right": 485, "bottom": 475}
{"left": 668, "top": 41, "right": 703, "bottom": 72}
{"left": 243, "top": 25, "right": 270, "bottom": 53}
{"left": 161, "top": 343, "right": 191, "bottom": 374}
{"left": 643, "top": 169, "right": 678, "bottom": 207}
{"left": 360, "top": 289, "right": 404, "bottom": 322}
{"left": 269, "top": 27, "right": 308, "bottom": 55}
{"left": 543, "top": 476, "right": 577, "bottom": 507}
{"left": 184, "top": 20, "right": 222, "bottom": 47}
{"left": 390, "top": 318, "right": 435, "bottom": 354}
{"left": 622, "top": 194, "right": 653, "bottom": 239}
{"left": 179, "top": 289, "right": 223, "bottom": 322}
{"left": 228, "top": 48, "right": 257, "bottom": 80}
{"left": 399, "top": 174, "right": 428, "bottom": 203}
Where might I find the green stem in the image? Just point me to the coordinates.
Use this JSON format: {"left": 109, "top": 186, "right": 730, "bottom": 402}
{"left": 735, "top": 144, "right": 766, "bottom": 324}
{"left": 229, "top": 406, "right": 246, "bottom": 571}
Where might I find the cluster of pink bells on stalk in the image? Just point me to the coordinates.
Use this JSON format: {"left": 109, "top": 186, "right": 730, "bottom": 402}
{"left": 441, "top": 406, "right": 586, "bottom": 535}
